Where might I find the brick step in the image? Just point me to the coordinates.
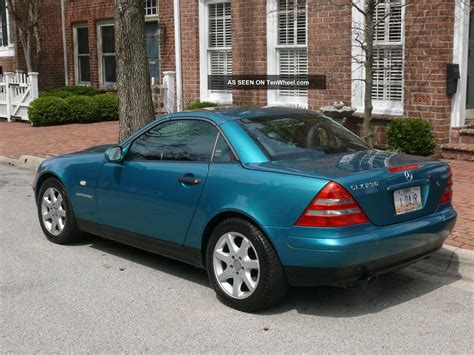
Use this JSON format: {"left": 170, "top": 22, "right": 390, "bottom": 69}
{"left": 459, "top": 129, "right": 474, "bottom": 144}
{"left": 441, "top": 143, "right": 474, "bottom": 161}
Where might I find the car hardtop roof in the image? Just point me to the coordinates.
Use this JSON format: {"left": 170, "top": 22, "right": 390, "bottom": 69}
{"left": 166, "top": 106, "right": 322, "bottom": 124}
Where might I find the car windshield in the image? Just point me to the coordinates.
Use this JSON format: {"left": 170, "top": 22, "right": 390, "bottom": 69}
{"left": 238, "top": 114, "right": 369, "bottom": 161}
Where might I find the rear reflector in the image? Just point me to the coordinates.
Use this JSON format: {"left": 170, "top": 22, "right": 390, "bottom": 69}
{"left": 387, "top": 164, "right": 420, "bottom": 173}
{"left": 296, "top": 181, "right": 369, "bottom": 227}
{"left": 439, "top": 167, "right": 453, "bottom": 204}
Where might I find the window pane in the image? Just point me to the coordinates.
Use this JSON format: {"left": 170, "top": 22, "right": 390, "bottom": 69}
{"left": 101, "top": 25, "right": 115, "bottom": 54}
{"left": 78, "top": 56, "right": 90, "bottom": 82}
{"left": 77, "top": 27, "right": 89, "bottom": 54}
{"left": 0, "top": 0, "right": 7, "bottom": 47}
{"left": 103, "top": 55, "right": 116, "bottom": 83}
{"left": 128, "top": 120, "right": 218, "bottom": 161}
{"left": 209, "top": 2, "right": 231, "bottom": 48}
{"left": 238, "top": 115, "right": 369, "bottom": 161}
{"left": 213, "top": 134, "right": 236, "bottom": 162}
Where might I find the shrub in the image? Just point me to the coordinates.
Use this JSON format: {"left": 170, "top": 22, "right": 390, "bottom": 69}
{"left": 91, "top": 93, "right": 119, "bottom": 121}
{"left": 41, "top": 85, "right": 101, "bottom": 99}
{"left": 64, "top": 95, "right": 95, "bottom": 123}
{"left": 28, "top": 96, "right": 69, "bottom": 126}
{"left": 186, "top": 101, "right": 218, "bottom": 110}
{"left": 386, "top": 118, "right": 436, "bottom": 156}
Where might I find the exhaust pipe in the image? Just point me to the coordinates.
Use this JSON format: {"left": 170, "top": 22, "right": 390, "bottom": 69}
{"left": 361, "top": 273, "right": 377, "bottom": 285}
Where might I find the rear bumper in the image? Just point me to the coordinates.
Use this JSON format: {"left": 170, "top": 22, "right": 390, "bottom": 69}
{"left": 284, "top": 238, "right": 443, "bottom": 286}
{"left": 265, "top": 206, "right": 456, "bottom": 287}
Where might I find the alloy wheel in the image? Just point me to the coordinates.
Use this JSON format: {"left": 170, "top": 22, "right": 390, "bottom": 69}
{"left": 212, "top": 232, "right": 260, "bottom": 299}
{"left": 41, "top": 187, "right": 66, "bottom": 236}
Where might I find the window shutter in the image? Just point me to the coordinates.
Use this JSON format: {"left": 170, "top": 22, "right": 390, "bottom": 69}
{"left": 372, "top": 0, "right": 403, "bottom": 102}
{"left": 208, "top": 2, "right": 232, "bottom": 93}
{"left": 279, "top": 48, "right": 308, "bottom": 97}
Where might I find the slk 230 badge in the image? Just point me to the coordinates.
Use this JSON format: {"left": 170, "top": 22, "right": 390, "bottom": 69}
{"left": 350, "top": 181, "right": 379, "bottom": 191}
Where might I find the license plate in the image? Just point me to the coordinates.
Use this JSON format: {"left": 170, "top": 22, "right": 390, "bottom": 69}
{"left": 393, "top": 186, "right": 423, "bottom": 215}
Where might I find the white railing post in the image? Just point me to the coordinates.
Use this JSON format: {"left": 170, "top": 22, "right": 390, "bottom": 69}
{"left": 4, "top": 72, "right": 13, "bottom": 122}
{"left": 163, "top": 71, "right": 176, "bottom": 113}
{"left": 28, "top": 72, "right": 39, "bottom": 100}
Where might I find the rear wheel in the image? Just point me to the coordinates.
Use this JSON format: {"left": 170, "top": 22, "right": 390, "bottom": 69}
{"left": 37, "top": 178, "right": 83, "bottom": 244}
{"left": 206, "top": 218, "right": 287, "bottom": 312}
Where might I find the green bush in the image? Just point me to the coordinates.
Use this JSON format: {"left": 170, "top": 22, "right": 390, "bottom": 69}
{"left": 64, "top": 95, "right": 95, "bottom": 123}
{"left": 186, "top": 101, "right": 218, "bottom": 110}
{"left": 41, "top": 85, "right": 101, "bottom": 99}
{"left": 91, "top": 93, "right": 119, "bottom": 121}
{"left": 387, "top": 118, "right": 436, "bottom": 156}
{"left": 28, "top": 96, "right": 69, "bottom": 126}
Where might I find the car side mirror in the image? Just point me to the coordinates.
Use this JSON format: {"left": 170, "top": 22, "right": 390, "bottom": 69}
{"left": 105, "top": 145, "right": 124, "bottom": 163}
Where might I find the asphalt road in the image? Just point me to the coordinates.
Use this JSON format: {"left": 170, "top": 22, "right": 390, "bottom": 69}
{"left": 1, "top": 164, "right": 473, "bottom": 353}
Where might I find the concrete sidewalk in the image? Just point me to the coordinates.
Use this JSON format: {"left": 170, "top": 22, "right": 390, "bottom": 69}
{"left": 0, "top": 119, "right": 473, "bottom": 250}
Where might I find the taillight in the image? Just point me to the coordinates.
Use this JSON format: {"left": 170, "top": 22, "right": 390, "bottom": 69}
{"left": 439, "top": 167, "right": 453, "bottom": 204}
{"left": 387, "top": 164, "right": 420, "bottom": 173}
{"left": 296, "top": 181, "right": 369, "bottom": 227}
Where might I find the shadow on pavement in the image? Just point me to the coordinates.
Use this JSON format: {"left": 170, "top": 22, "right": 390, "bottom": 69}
{"left": 85, "top": 235, "right": 462, "bottom": 317}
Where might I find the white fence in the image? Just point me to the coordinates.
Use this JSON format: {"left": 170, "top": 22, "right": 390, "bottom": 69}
{"left": 0, "top": 71, "right": 39, "bottom": 122}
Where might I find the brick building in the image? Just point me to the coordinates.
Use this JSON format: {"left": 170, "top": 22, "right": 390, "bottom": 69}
{"left": 1, "top": 0, "right": 473, "bottom": 155}
{"left": 0, "top": 0, "right": 65, "bottom": 89}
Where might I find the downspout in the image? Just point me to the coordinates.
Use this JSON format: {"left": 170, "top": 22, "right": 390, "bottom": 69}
{"left": 61, "top": 0, "right": 69, "bottom": 86}
{"left": 173, "top": 0, "right": 183, "bottom": 111}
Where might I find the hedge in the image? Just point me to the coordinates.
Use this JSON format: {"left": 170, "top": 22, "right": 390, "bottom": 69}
{"left": 28, "top": 93, "right": 119, "bottom": 126}
{"left": 186, "top": 101, "right": 218, "bottom": 110}
{"left": 41, "top": 85, "right": 101, "bottom": 99}
{"left": 386, "top": 118, "right": 436, "bottom": 156}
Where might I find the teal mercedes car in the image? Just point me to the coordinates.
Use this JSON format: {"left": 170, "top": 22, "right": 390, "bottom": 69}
{"left": 33, "top": 108, "right": 456, "bottom": 311}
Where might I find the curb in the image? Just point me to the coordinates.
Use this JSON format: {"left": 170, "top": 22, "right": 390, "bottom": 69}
{"left": 0, "top": 155, "right": 45, "bottom": 170}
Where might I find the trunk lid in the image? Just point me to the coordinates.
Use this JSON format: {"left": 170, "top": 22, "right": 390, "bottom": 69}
{"left": 245, "top": 150, "right": 450, "bottom": 226}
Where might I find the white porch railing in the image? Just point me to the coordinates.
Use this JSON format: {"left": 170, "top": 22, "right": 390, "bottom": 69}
{"left": 0, "top": 71, "right": 39, "bottom": 122}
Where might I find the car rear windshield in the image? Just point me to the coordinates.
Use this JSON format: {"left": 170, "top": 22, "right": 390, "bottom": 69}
{"left": 238, "top": 114, "right": 369, "bottom": 161}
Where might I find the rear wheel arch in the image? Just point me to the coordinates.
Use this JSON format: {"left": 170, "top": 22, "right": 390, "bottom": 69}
{"left": 201, "top": 211, "right": 280, "bottom": 263}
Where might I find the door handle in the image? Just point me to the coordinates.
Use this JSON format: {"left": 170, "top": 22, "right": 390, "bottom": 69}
{"left": 178, "top": 176, "right": 201, "bottom": 185}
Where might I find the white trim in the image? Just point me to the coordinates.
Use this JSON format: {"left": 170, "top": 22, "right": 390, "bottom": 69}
{"left": 199, "top": 0, "right": 232, "bottom": 105}
{"left": 451, "top": 0, "right": 470, "bottom": 128}
{"left": 97, "top": 20, "right": 116, "bottom": 88}
{"left": 266, "top": 0, "right": 308, "bottom": 109}
{"left": 351, "top": 0, "right": 405, "bottom": 116}
{"left": 174, "top": 0, "right": 183, "bottom": 111}
{"left": 73, "top": 23, "right": 90, "bottom": 85}
{"left": 0, "top": 3, "right": 14, "bottom": 56}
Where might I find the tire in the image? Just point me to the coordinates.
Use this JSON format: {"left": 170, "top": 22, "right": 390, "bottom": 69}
{"left": 206, "top": 217, "right": 287, "bottom": 312}
{"left": 37, "top": 177, "right": 83, "bottom": 244}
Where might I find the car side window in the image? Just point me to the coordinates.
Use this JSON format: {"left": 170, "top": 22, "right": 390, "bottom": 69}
{"left": 127, "top": 120, "right": 218, "bottom": 162}
{"left": 212, "top": 133, "right": 237, "bottom": 162}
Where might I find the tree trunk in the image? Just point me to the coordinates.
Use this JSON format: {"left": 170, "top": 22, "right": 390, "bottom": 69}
{"left": 363, "top": 0, "right": 375, "bottom": 148}
{"left": 115, "top": 0, "right": 155, "bottom": 142}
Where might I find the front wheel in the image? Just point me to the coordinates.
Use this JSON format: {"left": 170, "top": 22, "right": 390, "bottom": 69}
{"left": 206, "top": 218, "right": 287, "bottom": 312}
{"left": 37, "top": 178, "right": 83, "bottom": 244}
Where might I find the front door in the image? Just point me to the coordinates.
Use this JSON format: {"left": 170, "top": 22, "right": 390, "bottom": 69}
{"left": 145, "top": 22, "right": 160, "bottom": 80}
{"left": 96, "top": 119, "right": 219, "bottom": 245}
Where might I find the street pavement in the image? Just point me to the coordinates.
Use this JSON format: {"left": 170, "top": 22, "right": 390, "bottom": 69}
{"left": 1, "top": 164, "right": 473, "bottom": 353}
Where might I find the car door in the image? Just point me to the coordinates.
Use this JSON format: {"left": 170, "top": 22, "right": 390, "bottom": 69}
{"left": 96, "top": 119, "right": 219, "bottom": 244}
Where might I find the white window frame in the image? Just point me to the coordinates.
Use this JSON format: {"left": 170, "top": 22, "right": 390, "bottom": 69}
{"left": 267, "top": 0, "right": 308, "bottom": 108}
{"left": 199, "top": 0, "right": 232, "bottom": 105}
{"left": 97, "top": 20, "right": 116, "bottom": 88}
{"left": 352, "top": 0, "right": 405, "bottom": 116}
{"left": 0, "top": 3, "right": 14, "bottom": 57}
{"left": 145, "top": 0, "right": 159, "bottom": 18}
{"left": 73, "top": 23, "right": 91, "bottom": 85}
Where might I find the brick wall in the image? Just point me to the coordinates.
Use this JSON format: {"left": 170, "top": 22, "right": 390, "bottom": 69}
{"left": 159, "top": 0, "right": 175, "bottom": 74}
{"left": 179, "top": 0, "right": 200, "bottom": 107}
{"left": 231, "top": 0, "right": 267, "bottom": 106}
{"left": 307, "top": 1, "right": 352, "bottom": 110}
{"left": 65, "top": 0, "right": 115, "bottom": 88}
{"left": 404, "top": 0, "right": 455, "bottom": 148}
{"left": 0, "top": 0, "right": 64, "bottom": 90}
